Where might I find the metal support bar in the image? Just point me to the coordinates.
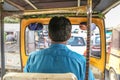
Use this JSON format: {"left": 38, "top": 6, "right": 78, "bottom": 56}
{"left": 24, "top": 0, "right": 38, "bottom": 10}
{"left": 0, "top": 0, "right": 4, "bottom": 3}
{"left": 77, "top": 0, "right": 80, "bottom": 7}
{"left": 23, "top": 6, "right": 86, "bottom": 16}
{"left": 0, "top": 1, "right": 5, "bottom": 80}
{"left": 76, "top": 0, "right": 81, "bottom": 15}
{"left": 85, "top": 0, "right": 92, "bottom": 80}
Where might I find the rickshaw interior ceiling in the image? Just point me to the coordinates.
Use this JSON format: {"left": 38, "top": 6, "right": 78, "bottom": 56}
{"left": 1, "top": 0, "right": 120, "bottom": 15}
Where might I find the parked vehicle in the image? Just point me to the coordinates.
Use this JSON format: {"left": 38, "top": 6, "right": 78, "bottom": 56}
{"left": 67, "top": 34, "right": 86, "bottom": 55}
{"left": 106, "top": 25, "right": 120, "bottom": 80}
{"left": 91, "top": 35, "right": 101, "bottom": 57}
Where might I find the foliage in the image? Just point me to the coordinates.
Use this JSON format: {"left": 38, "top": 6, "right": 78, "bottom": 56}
{"left": 4, "top": 17, "right": 20, "bottom": 23}
{"left": 22, "top": 13, "right": 87, "bottom": 19}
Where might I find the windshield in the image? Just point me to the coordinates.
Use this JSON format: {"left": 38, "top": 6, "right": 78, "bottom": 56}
{"left": 25, "top": 23, "right": 101, "bottom": 57}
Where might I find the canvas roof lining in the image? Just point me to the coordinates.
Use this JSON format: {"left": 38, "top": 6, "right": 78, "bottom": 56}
{"left": 2, "top": 0, "right": 120, "bottom": 14}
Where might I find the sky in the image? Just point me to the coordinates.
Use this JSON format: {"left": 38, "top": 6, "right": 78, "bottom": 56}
{"left": 105, "top": 4, "right": 120, "bottom": 28}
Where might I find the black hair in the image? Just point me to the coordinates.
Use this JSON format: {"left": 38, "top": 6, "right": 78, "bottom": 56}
{"left": 48, "top": 16, "right": 71, "bottom": 42}
{"left": 80, "top": 22, "right": 87, "bottom": 26}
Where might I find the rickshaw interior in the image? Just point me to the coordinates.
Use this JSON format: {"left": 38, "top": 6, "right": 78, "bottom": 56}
{"left": 0, "top": 0, "right": 120, "bottom": 80}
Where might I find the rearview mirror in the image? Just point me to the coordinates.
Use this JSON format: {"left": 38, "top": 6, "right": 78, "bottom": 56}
{"left": 28, "top": 23, "right": 43, "bottom": 31}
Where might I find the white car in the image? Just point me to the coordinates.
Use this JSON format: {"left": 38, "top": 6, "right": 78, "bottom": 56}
{"left": 67, "top": 35, "right": 86, "bottom": 55}
{"left": 91, "top": 35, "right": 101, "bottom": 57}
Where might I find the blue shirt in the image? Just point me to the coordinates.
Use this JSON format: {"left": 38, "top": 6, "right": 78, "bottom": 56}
{"left": 24, "top": 44, "right": 94, "bottom": 80}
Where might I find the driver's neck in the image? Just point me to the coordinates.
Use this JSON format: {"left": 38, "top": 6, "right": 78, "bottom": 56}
{"left": 51, "top": 41, "right": 67, "bottom": 45}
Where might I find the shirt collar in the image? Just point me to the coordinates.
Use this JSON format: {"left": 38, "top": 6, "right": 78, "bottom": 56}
{"left": 50, "top": 43, "right": 68, "bottom": 49}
